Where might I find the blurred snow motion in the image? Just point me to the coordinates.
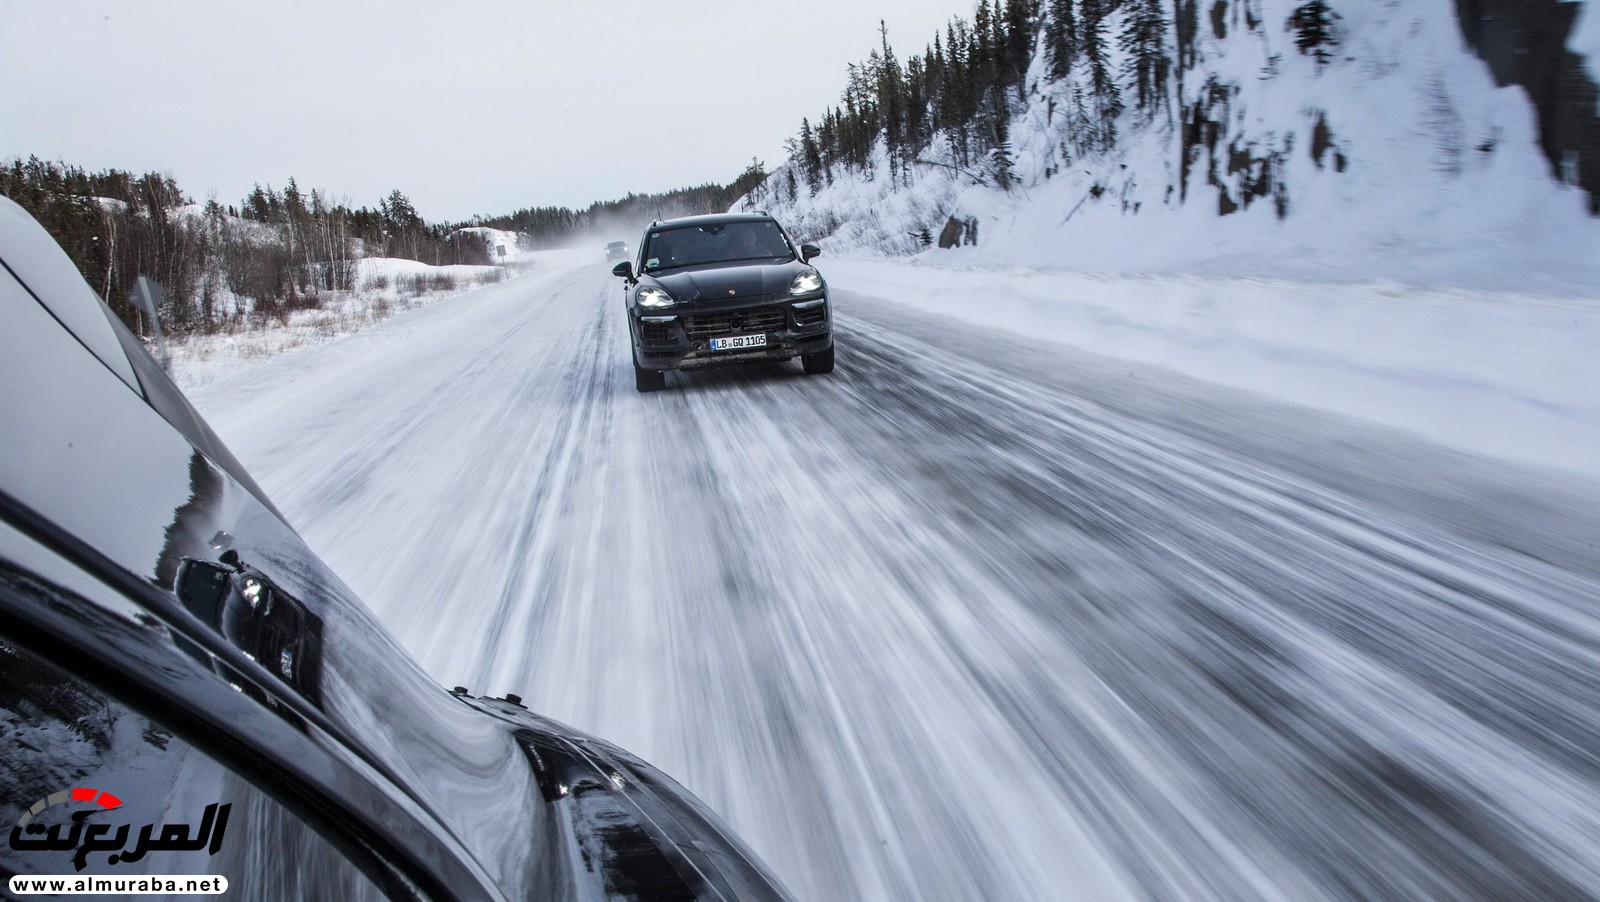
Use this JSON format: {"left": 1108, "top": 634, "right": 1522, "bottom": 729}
{"left": 185, "top": 254, "right": 1600, "bottom": 900}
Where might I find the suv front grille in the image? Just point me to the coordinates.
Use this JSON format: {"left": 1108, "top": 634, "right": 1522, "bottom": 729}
{"left": 684, "top": 308, "right": 787, "bottom": 340}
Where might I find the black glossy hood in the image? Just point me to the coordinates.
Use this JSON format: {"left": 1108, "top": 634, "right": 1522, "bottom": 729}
{"left": 0, "top": 195, "right": 793, "bottom": 901}
{"left": 645, "top": 260, "right": 809, "bottom": 305}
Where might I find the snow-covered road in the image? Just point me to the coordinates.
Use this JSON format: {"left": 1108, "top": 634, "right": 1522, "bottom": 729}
{"left": 191, "top": 254, "right": 1600, "bottom": 901}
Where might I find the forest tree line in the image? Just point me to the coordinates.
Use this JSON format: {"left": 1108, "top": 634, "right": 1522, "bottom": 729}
{"left": 1, "top": 157, "right": 492, "bottom": 337}
{"left": 2, "top": 156, "right": 775, "bottom": 338}
{"left": 771, "top": 0, "right": 1342, "bottom": 199}
{"left": 471, "top": 161, "right": 770, "bottom": 248}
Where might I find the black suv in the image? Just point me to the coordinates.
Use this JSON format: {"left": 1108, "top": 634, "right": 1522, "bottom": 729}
{"left": 605, "top": 240, "right": 628, "bottom": 262}
{"left": 611, "top": 213, "right": 833, "bottom": 393}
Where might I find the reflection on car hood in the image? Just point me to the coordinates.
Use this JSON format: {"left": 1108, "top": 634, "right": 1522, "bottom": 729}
{"left": 464, "top": 697, "right": 791, "bottom": 900}
{"left": 647, "top": 261, "right": 805, "bottom": 304}
{"left": 2, "top": 199, "right": 794, "bottom": 900}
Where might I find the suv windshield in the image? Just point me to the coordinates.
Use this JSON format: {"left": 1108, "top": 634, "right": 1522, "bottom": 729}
{"left": 643, "top": 221, "right": 793, "bottom": 272}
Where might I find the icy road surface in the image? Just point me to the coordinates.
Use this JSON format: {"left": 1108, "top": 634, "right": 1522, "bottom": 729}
{"left": 192, "top": 255, "right": 1600, "bottom": 901}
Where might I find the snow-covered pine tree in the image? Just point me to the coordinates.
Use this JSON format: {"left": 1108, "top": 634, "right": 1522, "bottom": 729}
{"left": 942, "top": 21, "right": 975, "bottom": 167}
{"left": 1173, "top": 0, "right": 1199, "bottom": 70}
{"left": 877, "top": 21, "right": 907, "bottom": 186}
{"left": 1121, "top": 0, "right": 1172, "bottom": 114}
{"left": 1001, "top": 0, "right": 1037, "bottom": 96}
{"left": 1288, "top": 0, "right": 1341, "bottom": 68}
{"left": 904, "top": 53, "right": 930, "bottom": 165}
{"left": 1081, "top": 0, "right": 1124, "bottom": 148}
{"left": 799, "top": 118, "right": 824, "bottom": 195}
{"left": 1046, "top": 0, "right": 1079, "bottom": 80}
{"left": 992, "top": 114, "right": 1017, "bottom": 191}
{"left": 242, "top": 185, "right": 267, "bottom": 222}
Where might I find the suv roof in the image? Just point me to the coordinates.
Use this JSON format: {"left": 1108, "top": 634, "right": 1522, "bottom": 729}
{"left": 650, "top": 212, "right": 773, "bottom": 229}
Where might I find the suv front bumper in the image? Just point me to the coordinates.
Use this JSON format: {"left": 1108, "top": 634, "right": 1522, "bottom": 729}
{"left": 632, "top": 300, "right": 831, "bottom": 372}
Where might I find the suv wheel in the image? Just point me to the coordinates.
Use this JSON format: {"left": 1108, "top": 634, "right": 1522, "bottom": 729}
{"left": 802, "top": 345, "right": 834, "bottom": 375}
{"left": 635, "top": 362, "right": 666, "bottom": 393}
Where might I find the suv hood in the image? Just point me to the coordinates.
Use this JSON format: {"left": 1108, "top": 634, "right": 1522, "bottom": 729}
{"left": 647, "top": 260, "right": 804, "bottom": 305}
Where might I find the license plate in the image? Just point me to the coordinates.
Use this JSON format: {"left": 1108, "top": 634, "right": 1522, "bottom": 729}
{"left": 709, "top": 333, "right": 767, "bottom": 351}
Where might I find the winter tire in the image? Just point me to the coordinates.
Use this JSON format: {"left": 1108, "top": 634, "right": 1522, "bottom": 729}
{"left": 635, "top": 363, "right": 666, "bottom": 393}
{"left": 802, "top": 345, "right": 834, "bottom": 375}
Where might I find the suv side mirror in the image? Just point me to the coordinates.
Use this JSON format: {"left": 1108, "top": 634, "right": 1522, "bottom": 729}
{"left": 800, "top": 244, "right": 821, "bottom": 262}
{"left": 611, "top": 261, "right": 634, "bottom": 280}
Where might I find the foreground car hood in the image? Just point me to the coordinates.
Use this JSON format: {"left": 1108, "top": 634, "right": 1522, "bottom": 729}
{"left": 0, "top": 194, "right": 792, "bottom": 900}
{"left": 464, "top": 698, "right": 790, "bottom": 899}
{"left": 649, "top": 261, "right": 805, "bottom": 305}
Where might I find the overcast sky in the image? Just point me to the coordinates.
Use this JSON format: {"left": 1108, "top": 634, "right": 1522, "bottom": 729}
{"left": 2, "top": 1, "right": 965, "bottom": 222}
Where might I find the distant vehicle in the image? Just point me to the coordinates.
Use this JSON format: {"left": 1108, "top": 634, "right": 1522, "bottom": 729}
{"left": 611, "top": 213, "right": 832, "bottom": 393}
{"left": 605, "top": 240, "right": 628, "bottom": 261}
{"left": 0, "top": 195, "right": 792, "bottom": 900}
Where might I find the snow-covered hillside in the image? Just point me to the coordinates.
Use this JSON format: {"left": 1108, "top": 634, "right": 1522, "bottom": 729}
{"left": 450, "top": 226, "right": 530, "bottom": 263}
{"left": 745, "top": 0, "right": 1600, "bottom": 292}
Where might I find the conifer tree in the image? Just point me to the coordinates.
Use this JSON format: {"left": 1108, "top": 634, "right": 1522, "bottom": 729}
{"left": 991, "top": 114, "right": 1017, "bottom": 191}
{"left": 974, "top": 0, "right": 994, "bottom": 79}
{"left": 1081, "top": 0, "right": 1124, "bottom": 144}
{"left": 905, "top": 54, "right": 930, "bottom": 156}
{"left": 1173, "top": 0, "right": 1199, "bottom": 70}
{"left": 243, "top": 185, "right": 273, "bottom": 222}
{"left": 878, "top": 22, "right": 907, "bottom": 183}
{"left": 1001, "top": 0, "right": 1037, "bottom": 95}
{"left": 799, "top": 118, "right": 824, "bottom": 194}
{"left": 1045, "top": 0, "right": 1079, "bottom": 80}
{"left": 942, "top": 21, "right": 974, "bottom": 166}
{"left": 1288, "top": 0, "right": 1340, "bottom": 68}
{"left": 1121, "top": 0, "right": 1171, "bottom": 113}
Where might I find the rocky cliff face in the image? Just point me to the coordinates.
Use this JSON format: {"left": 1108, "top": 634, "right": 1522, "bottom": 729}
{"left": 1455, "top": 0, "right": 1600, "bottom": 213}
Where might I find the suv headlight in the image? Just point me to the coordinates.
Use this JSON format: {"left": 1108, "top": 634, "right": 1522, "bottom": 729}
{"left": 636, "top": 286, "right": 674, "bottom": 308}
{"left": 789, "top": 269, "right": 824, "bottom": 296}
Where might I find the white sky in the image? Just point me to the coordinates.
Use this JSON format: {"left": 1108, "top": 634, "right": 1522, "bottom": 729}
{"left": 2, "top": 0, "right": 965, "bottom": 222}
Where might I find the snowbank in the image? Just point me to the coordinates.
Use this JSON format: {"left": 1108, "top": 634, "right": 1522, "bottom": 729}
{"left": 829, "top": 256, "right": 1599, "bottom": 479}
{"left": 168, "top": 252, "right": 554, "bottom": 392}
{"left": 451, "top": 226, "right": 533, "bottom": 264}
{"left": 357, "top": 256, "right": 506, "bottom": 284}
